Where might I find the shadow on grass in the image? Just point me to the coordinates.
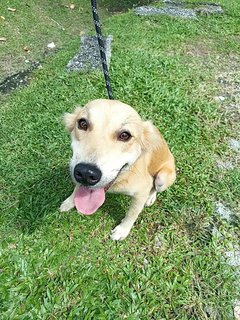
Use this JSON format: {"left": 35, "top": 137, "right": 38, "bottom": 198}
{"left": 18, "top": 166, "right": 127, "bottom": 233}
{"left": 18, "top": 166, "right": 71, "bottom": 233}
{"left": 102, "top": 193, "right": 129, "bottom": 226}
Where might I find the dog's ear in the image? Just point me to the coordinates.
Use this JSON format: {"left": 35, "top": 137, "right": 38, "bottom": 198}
{"left": 63, "top": 112, "right": 76, "bottom": 132}
{"left": 140, "top": 121, "right": 162, "bottom": 151}
{"left": 63, "top": 106, "right": 82, "bottom": 132}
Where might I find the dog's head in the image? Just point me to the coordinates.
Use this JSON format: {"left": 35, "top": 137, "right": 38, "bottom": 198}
{"left": 64, "top": 99, "right": 159, "bottom": 190}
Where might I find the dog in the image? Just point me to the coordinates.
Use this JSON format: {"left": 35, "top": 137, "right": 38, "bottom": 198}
{"left": 60, "top": 99, "right": 176, "bottom": 240}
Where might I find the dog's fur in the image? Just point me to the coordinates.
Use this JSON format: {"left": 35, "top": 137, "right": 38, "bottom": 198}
{"left": 60, "top": 99, "right": 176, "bottom": 240}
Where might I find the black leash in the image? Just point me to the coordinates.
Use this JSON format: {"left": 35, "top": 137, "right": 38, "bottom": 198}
{"left": 91, "top": 0, "right": 114, "bottom": 100}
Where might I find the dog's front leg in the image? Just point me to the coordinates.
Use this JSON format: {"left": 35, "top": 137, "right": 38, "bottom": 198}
{"left": 110, "top": 194, "right": 149, "bottom": 241}
{"left": 60, "top": 185, "right": 78, "bottom": 212}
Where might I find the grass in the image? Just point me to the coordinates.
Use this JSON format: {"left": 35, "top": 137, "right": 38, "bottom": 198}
{"left": 0, "top": 0, "right": 108, "bottom": 82}
{"left": 1, "top": 0, "right": 240, "bottom": 318}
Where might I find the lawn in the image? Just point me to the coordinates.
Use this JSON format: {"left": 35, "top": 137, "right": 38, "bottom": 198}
{"left": 0, "top": 0, "right": 240, "bottom": 319}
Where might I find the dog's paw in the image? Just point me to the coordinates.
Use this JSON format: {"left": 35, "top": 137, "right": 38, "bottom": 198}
{"left": 60, "top": 198, "right": 75, "bottom": 212}
{"left": 145, "top": 191, "right": 157, "bottom": 207}
{"left": 110, "top": 224, "right": 130, "bottom": 241}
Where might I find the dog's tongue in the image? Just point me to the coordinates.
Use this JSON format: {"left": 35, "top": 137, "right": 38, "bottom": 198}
{"left": 74, "top": 186, "right": 105, "bottom": 215}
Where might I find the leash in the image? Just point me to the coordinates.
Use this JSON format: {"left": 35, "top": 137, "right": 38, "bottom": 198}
{"left": 91, "top": 0, "right": 114, "bottom": 100}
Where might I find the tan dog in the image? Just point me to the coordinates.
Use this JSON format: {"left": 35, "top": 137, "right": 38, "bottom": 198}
{"left": 60, "top": 99, "right": 176, "bottom": 240}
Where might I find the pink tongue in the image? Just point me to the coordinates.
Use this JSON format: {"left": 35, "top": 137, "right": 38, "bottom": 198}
{"left": 74, "top": 186, "right": 105, "bottom": 215}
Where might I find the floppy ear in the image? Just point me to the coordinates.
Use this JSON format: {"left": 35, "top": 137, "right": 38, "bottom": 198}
{"left": 140, "top": 121, "right": 162, "bottom": 152}
{"left": 63, "top": 106, "right": 82, "bottom": 132}
{"left": 63, "top": 112, "right": 76, "bottom": 132}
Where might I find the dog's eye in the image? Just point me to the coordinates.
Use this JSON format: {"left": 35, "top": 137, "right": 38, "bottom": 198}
{"left": 78, "top": 118, "right": 89, "bottom": 131}
{"left": 118, "top": 131, "right": 132, "bottom": 142}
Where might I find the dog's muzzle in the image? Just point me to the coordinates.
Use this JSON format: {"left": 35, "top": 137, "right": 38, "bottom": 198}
{"left": 74, "top": 163, "right": 102, "bottom": 186}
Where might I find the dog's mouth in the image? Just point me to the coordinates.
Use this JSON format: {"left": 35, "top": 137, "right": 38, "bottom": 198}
{"left": 74, "top": 163, "right": 128, "bottom": 215}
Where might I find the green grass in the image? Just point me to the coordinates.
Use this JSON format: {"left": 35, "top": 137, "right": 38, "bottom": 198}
{"left": 1, "top": 0, "right": 240, "bottom": 319}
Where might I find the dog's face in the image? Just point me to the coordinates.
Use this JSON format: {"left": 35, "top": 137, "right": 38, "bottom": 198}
{"left": 64, "top": 99, "right": 157, "bottom": 189}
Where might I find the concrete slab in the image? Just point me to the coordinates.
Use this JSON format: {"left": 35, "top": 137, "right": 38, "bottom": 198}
{"left": 67, "top": 35, "right": 113, "bottom": 71}
{"left": 215, "top": 202, "right": 233, "bottom": 221}
{"left": 134, "top": 2, "right": 224, "bottom": 19}
{"left": 225, "top": 249, "right": 240, "bottom": 267}
{"left": 216, "top": 159, "right": 234, "bottom": 170}
{"left": 135, "top": 6, "right": 196, "bottom": 19}
{"left": 195, "top": 4, "right": 224, "bottom": 15}
{"left": 228, "top": 138, "right": 240, "bottom": 153}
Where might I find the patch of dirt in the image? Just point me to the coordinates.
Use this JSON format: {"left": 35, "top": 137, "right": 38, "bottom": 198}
{"left": 184, "top": 41, "right": 213, "bottom": 56}
{"left": 216, "top": 57, "right": 240, "bottom": 130}
{"left": 166, "top": 40, "right": 215, "bottom": 61}
{"left": 217, "top": 72, "right": 240, "bottom": 99}
{"left": 0, "top": 54, "right": 28, "bottom": 83}
{"left": 0, "top": 62, "right": 41, "bottom": 94}
{"left": 223, "top": 104, "right": 240, "bottom": 125}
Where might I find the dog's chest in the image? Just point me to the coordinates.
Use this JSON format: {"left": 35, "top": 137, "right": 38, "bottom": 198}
{"left": 108, "top": 180, "right": 136, "bottom": 196}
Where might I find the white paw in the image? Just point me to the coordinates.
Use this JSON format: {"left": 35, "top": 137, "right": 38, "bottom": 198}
{"left": 155, "top": 184, "right": 167, "bottom": 193}
{"left": 145, "top": 192, "right": 157, "bottom": 207}
{"left": 60, "top": 197, "right": 75, "bottom": 212}
{"left": 110, "top": 224, "right": 131, "bottom": 241}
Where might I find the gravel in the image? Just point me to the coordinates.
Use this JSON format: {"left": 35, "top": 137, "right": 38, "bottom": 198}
{"left": 67, "top": 35, "right": 113, "bottom": 71}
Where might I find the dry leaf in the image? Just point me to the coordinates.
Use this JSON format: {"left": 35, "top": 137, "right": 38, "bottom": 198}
{"left": 8, "top": 7, "right": 16, "bottom": 12}
{"left": 65, "top": 4, "right": 75, "bottom": 9}
{"left": 47, "top": 42, "right": 56, "bottom": 49}
{"left": 234, "top": 302, "right": 240, "bottom": 320}
{"left": 8, "top": 243, "right": 17, "bottom": 249}
{"left": 0, "top": 37, "right": 6, "bottom": 42}
{"left": 0, "top": 16, "right": 5, "bottom": 20}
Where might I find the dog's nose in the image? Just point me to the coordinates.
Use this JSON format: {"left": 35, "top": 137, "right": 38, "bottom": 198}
{"left": 74, "top": 163, "right": 102, "bottom": 186}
